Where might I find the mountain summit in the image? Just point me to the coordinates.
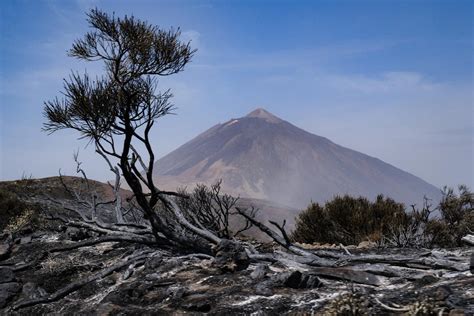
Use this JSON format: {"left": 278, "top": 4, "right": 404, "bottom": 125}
{"left": 245, "top": 108, "right": 283, "bottom": 123}
{"left": 154, "top": 108, "right": 441, "bottom": 207}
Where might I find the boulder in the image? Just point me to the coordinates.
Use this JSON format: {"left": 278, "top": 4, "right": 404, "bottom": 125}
{"left": 282, "top": 271, "right": 304, "bottom": 288}
{"left": 250, "top": 264, "right": 269, "bottom": 280}
{"left": 255, "top": 282, "right": 273, "bottom": 296}
{"left": 214, "top": 239, "right": 250, "bottom": 272}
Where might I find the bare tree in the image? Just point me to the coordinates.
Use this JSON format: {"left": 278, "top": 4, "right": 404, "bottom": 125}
{"left": 54, "top": 150, "right": 134, "bottom": 226}
{"left": 177, "top": 180, "right": 258, "bottom": 239}
{"left": 384, "top": 196, "right": 435, "bottom": 248}
{"left": 55, "top": 151, "right": 115, "bottom": 223}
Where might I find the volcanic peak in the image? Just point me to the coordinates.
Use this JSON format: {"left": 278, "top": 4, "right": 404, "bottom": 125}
{"left": 245, "top": 108, "right": 283, "bottom": 123}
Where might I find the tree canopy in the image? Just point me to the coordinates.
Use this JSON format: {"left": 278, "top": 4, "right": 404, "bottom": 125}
{"left": 43, "top": 9, "right": 197, "bottom": 244}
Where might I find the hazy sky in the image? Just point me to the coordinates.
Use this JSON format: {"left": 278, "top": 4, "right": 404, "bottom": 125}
{"left": 1, "top": 0, "right": 473, "bottom": 189}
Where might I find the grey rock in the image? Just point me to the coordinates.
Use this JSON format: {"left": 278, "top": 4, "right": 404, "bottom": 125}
{"left": 168, "top": 286, "right": 186, "bottom": 300}
{"left": 416, "top": 274, "right": 439, "bottom": 286}
{"left": 271, "top": 271, "right": 322, "bottom": 289}
{"left": 283, "top": 271, "right": 303, "bottom": 288}
{"left": 0, "top": 282, "right": 21, "bottom": 308}
{"left": 250, "top": 264, "right": 269, "bottom": 280}
{"left": 31, "top": 231, "right": 47, "bottom": 239}
{"left": 214, "top": 239, "right": 250, "bottom": 272}
{"left": 0, "top": 268, "right": 15, "bottom": 284}
{"left": 255, "top": 281, "right": 273, "bottom": 296}
{"left": 0, "top": 241, "right": 12, "bottom": 260}
{"left": 20, "top": 236, "right": 32, "bottom": 244}
{"left": 300, "top": 274, "right": 323, "bottom": 289}
{"left": 144, "top": 273, "right": 161, "bottom": 281}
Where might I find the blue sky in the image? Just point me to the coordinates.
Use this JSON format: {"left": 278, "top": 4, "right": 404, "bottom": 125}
{"left": 1, "top": 0, "right": 473, "bottom": 189}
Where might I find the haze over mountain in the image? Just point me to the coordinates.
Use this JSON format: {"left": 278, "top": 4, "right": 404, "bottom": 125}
{"left": 154, "top": 108, "right": 441, "bottom": 208}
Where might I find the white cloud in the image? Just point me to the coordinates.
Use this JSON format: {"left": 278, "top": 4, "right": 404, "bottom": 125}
{"left": 191, "top": 39, "right": 402, "bottom": 71}
{"left": 322, "top": 71, "right": 439, "bottom": 94}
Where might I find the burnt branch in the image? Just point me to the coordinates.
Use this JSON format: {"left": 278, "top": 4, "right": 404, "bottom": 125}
{"left": 12, "top": 250, "right": 154, "bottom": 311}
{"left": 269, "top": 219, "right": 291, "bottom": 246}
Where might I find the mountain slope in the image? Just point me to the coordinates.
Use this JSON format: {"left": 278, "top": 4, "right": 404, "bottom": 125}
{"left": 153, "top": 108, "right": 441, "bottom": 208}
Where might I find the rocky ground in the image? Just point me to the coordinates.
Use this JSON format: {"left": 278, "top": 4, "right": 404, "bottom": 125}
{"left": 0, "top": 178, "right": 473, "bottom": 315}
{"left": 0, "top": 228, "right": 472, "bottom": 315}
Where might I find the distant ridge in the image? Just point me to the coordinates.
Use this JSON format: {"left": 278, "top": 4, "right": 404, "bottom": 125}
{"left": 153, "top": 108, "right": 441, "bottom": 208}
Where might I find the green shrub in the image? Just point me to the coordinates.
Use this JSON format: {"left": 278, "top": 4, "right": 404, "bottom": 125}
{"left": 291, "top": 186, "right": 474, "bottom": 248}
{"left": 290, "top": 202, "right": 333, "bottom": 244}
{"left": 291, "top": 194, "right": 406, "bottom": 245}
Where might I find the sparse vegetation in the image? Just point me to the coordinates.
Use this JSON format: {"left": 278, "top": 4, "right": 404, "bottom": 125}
{"left": 0, "top": 188, "right": 39, "bottom": 233}
{"left": 5, "top": 208, "right": 36, "bottom": 233}
{"left": 323, "top": 290, "right": 371, "bottom": 315}
{"left": 40, "top": 255, "right": 76, "bottom": 274}
{"left": 382, "top": 197, "right": 438, "bottom": 248}
{"left": 437, "top": 185, "right": 474, "bottom": 246}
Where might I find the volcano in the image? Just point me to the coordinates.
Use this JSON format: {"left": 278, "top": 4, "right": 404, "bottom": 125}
{"left": 153, "top": 108, "right": 441, "bottom": 208}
